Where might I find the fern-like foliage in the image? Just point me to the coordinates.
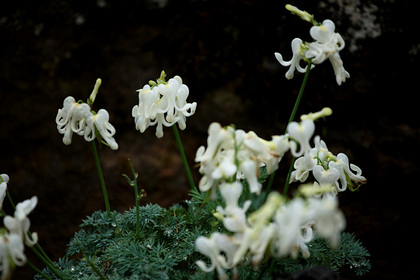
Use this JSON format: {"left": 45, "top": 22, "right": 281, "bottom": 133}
{"left": 35, "top": 197, "right": 370, "bottom": 279}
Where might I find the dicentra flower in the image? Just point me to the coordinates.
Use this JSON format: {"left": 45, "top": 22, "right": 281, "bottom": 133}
{"left": 195, "top": 123, "right": 291, "bottom": 197}
{"left": 55, "top": 79, "right": 119, "bottom": 149}
{"left": 0, "top": 174, "right": 9, "bottom": 210}
{"left": 195, "top": 232, "right": 238, "bottom": 280}
{"left": 0, "top": 232, "right": 26, "bottom": 280}
{"left": 275, "top": 6, "right": 350, "bottom": 85}
{"left": 84, "top": 109, "right": 118, "bottom": 150}
{"left": 290, "top": 136, "right": 366, "bottom": 195}
{"left": 306, "top": 19, "right": 350, "bottom": 85}
{"left": 132, "top": 72, "right": 197, "bottom": 138}
{"left": 287, "top": 119, "right": 315, "bottom": 157}
{"left": 275, "top": 38, "right": 311, "bottom": 80}
{"left": 3, "top": 196, "right": 38, "bottom": 246}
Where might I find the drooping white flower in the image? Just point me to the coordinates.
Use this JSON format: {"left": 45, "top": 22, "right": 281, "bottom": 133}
{"left": 312, "top": 165, "right": 340, "bottom": 187}
{"left": 55, "top": 79, "right": 119, "bottom": 149}
{"left": 290, "top": 135, "right": 366, "bottom": 196}
{"left": 306, "top": 19, "right": 350, "bottom": 85}
{"left": 196, "top": 123, "right": 290, "bottom": 197}
{"left": 3, "top": 196, "right": 38, "bottom": 247}
{"left": 275, "top": 38, "right": 312, "bottom": 80}
{"left": 132, "top": 73, "right": 197, "bottom": 138}
{"left": 272, "top": 198, "right": 314, "bottom": 259}
{"left": 56, "top": 96, "right": 79, "bottom": 145}
{"left": 233, "top": 192, "right": 283, "bottom": 266}
{"left": 307, "top": 197, "right": 346, "bottom": 247}
{"left": 287, "top": 119, "right": 315, "bottom": 157}
{"left": 132, "top": 84, "right": 160, "bottom": 133}
{"left": 275, "top": 9, "right": 349, "bottom": 85}
{"left": 216, "top": 182, "right": 251, "bottom": 233}
{"left": 195, "top": 232, "right": 238, "bottom": 280}
{"left": 0, "top": 174, "right": 9, "bottom": 210}
{"left": 84, "top": 109, "right": 118, "bottom": 150}
{"left": 0, "top": 232, "right": 26, "bottom": 280}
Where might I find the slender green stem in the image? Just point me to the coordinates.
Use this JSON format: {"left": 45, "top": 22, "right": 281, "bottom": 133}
{"left": 27, "top": 259, "right": 52, "bottom": 280}
{"left": 172, "top": 125, "right": 197, "bottom": 191}
{"left": 30, "top": 246, "right": 63, "bottom": 279}
{"left": 265, "top": 61, "right": 312, "bottom": 198}
{"left": 126, "top": 159, "right": 141, "bottom": 240}
{"left": 6, "top": 189, "right": 15, "bottom": 210}
{"left": 33, "top": 242, "right": 54, "bottom": 267}
{"left": 286, "top": 61, "right": 312, "bottom": 129}
{"left": 91, "top": 140, "right": 111, "bottom": 215}
{"left": 283, "top": 157, "right": 296, "bottom": 198}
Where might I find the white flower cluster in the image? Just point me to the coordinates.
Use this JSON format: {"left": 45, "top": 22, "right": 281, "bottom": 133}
{"left": 195, "top": 122, "right": 289, "bottom": 199}
{"left": 55, "top": 79, "right": 118, "bottom": 150}
{"left": 275, "top": 5, "right": 349, "bottom": 85}
{"left": 132, "top": 71, "right": 197, "bottom": 138}
{"left": 196, "top": 190, "right": 345, "bottom": 280}
{"left": 0, "top": 174, "right": 38, "bottom": 280}
{"left": 290, "top": 135, "right": 367, "bottom": 196}
{"left": 194, "top": 110, "right": 356, "bottom": 279}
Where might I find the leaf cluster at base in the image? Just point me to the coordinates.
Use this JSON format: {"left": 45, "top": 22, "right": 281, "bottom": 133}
{"left": 35, "top": 195, "right": 370, "bottom": 279}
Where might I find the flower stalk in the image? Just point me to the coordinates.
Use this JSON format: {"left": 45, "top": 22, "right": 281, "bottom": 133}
{"left": 265, "top": 60, "right": 312, "bottom": 199}
{"left": 173, "top": 125, "right": 197, "bottom": 192}
{"left": 123, "top": 159, "right": 142, "bottom": 240}
{"left": 91, "top": 140, "right": 112, "bottom": 215}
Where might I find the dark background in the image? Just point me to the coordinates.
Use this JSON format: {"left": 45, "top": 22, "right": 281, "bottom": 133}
{"left": 0, "top": 0, "right": 417, "bottom": 279}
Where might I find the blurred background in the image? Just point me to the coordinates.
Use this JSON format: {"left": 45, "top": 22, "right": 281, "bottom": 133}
{"left": 0, "top": 0, "right": 417, "bottom": 279}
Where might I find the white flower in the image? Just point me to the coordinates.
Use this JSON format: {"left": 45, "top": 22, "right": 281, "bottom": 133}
{"left": 0, "top": 174, "right": 9, "bottom": 210}
{"left": 56, "top": 96, "right": 78, "bottom": 145}
{"left": 84, "top": 109, "right": 118, "bottom": 150}
{"left": 216, "top": 182, "right": 251, "bottom": 233}
{"left": 132, "top": 74, "right": 196, "bottom": 138}
{"left": 3, "top": 196, "right": 38, "bottom": 247}
{"left": 275, "top": 38, "right": 312, "bottom": 79}
{"left": 287, "top": 119, "right": 315, "bottom": 157}
{"left": 333, "top": 153, "right": 367, "bottom": 191}
{"left": 312, "top": 165, "right": 340, "bottom": 187}
{"left": 233, "top": 192, "right": 283, "bottom": 266}
{"left": 56, "top": 80, "right": 118, "bottom": 149}
{"left": 306, "top": 20, "right": 349, "bottom": 85}
{"left": 275, "top": 15, "right": 349, "bottom": 85}
{"left": 290, "top": 135, "right": 366, "bottom": 196}
{"left": 132, "top": 84, "right": 160, "bottom": 133}
{"left": 243, "top": 132, "right": 290, "bottom": 174}
{"left": 70, "top": 103, "right": 91, "bottom": 136}
{"left": 196, "top": 123, "right": 290, "bottom": 198}
{"left": 308, "top": 197, "right": 346, "bottom": 247}
{"left": 272, "top": 198, "right": 314, "bottom": 259}
{"left": 238, "top": 160, "right": 261, "bottom": 194}
{"left": 0, "top": 232, "right": 26, "bottom": 280}
{"left": 195, "top": 232, "right": 238, "bottom": 280}
{"left": 290, "top": 152, "right": 316, "bottom": 183}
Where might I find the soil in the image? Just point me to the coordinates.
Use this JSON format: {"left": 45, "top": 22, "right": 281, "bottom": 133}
{"left": 0, "top": 0, "right": 417, "bottom": 279}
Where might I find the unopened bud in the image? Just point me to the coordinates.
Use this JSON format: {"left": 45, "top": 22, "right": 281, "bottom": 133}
{"left": 285, "top": 4, "right": 315, "bottom": 24}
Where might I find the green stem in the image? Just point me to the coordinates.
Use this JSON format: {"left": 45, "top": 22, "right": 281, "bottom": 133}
{"left": 127, "top": 159, "right": 141, "bottom": 240}
{"left": 283, "top": 157, "right": 296, "bottom": 198}
{"left": 6, "top": 189, "right": 15, "bottom": 210}
{"left": 27, "top": 259, "right": 52, "bottom": 280}
{"left": 265, "top": 61, "right": 312, "bottom": 198}
{"left": 286, "top": 60, "right": 312, "bottom": 129}
{"left": 30, "top": 246, "right": 62, "bottom": 279}
{"left": 172, "top": 125, "right": 196, "bottom": 191}
{"left": 91, "top": 140, "right": 111, "bottom": 215}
